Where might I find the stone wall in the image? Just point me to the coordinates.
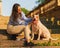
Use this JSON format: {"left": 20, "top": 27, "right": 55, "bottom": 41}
{"left": 0, "top": 2, "right": 2, "bottom": 15}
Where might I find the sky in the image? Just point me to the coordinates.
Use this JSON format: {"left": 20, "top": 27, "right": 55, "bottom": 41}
{"left": 2, "top": 0, "right": 38, "bottom": 16}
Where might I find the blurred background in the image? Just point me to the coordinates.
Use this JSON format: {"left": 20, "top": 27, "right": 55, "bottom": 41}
{"left": 0, "top": 0, "right": 60, "bottom": 40}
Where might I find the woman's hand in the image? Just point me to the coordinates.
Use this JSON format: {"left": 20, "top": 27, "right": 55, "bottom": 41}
{"left": 32, "top": 18, "right": 37, "bottom": 24}
{"left": 33, "top": 20, "right": 37, "bottom": 24}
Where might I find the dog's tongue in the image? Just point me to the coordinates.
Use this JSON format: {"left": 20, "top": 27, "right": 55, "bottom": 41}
{"left": 33, "top": 19, "right": 35, "bottom": 21}
{"left": 33, "top": 21, "right": 37, "bottom": 24}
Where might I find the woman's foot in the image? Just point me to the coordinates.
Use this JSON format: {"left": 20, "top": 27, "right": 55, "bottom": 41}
{"left": 24, "top": 41, "right": 34, "bottom": 46}
{"left": 16, "top": 38, "right": 26, "bottom": 41}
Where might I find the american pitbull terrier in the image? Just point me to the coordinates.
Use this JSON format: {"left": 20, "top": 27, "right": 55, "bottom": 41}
{"left": 31, "top": 15, "right": 58, "bottom": 40}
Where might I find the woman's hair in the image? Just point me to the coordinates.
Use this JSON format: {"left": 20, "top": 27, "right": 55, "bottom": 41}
{"left": 11, "top": 3, "right": 21, "bottom": 21}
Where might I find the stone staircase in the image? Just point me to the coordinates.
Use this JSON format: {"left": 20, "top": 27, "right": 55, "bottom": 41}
{"left": 0, "top": 40, "right": 24, "bottom": 47}
{"left": 0, "top": 29, "right": 60, "bottom": 47}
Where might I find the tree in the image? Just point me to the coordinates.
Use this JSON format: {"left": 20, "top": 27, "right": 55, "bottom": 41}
{"left": 0, "top": 0, "right": 2, "bottom": 2}
{"left": 36, "top": 0, "right": 45, "bottom": 4}
{"left": 21, "top": 8, "right": 29, "bottom": 15}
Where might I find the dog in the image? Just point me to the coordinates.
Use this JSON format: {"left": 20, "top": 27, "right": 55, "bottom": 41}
{"left": 31, "top": 15, "right": 58, "bottom": 40}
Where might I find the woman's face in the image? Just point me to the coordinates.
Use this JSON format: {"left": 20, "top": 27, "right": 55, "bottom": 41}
{"left": 18, "top": 6, "right": 21, "bottom": 14}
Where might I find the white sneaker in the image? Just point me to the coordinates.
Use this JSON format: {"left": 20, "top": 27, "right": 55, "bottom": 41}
{"left": 16, "top": 38, "right": 26, "bottom": 41}
{"left": 16, "top": 38, "right": 21, "bottom": 41}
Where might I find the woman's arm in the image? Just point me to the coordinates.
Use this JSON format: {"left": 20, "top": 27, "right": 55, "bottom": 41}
{"left": 8, "top": 16, "right": 19, "bottom": 25}
{"left": 21, "top": 12, "right": 33, "bottom": 23}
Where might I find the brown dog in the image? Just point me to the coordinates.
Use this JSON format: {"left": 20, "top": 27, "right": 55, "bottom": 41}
{"left": 31, "top": 15, "right": 58, "bottom": 40}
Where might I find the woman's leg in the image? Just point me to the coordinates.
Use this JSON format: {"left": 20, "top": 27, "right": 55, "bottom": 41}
{"left": 7, "top": 25, "right": 25, "bottom": 34}
{"left": 24, "top": 25, "right": 31, "bottom": 43}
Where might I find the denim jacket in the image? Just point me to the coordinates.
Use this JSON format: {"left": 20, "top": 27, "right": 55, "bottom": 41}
{"left": 8, "top": 12, "right": 32, "bottom": 26}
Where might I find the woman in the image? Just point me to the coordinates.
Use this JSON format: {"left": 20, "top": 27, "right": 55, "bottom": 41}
{"left": 7, "top": 3, "right": 33, "bottom": 44}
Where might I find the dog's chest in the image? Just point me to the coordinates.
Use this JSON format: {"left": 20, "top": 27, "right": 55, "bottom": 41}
{"left": 32, "top": 24, "right": 39, "bottom": 32}
{"left": 33, "top": 24, "right": 38, "bottom": 28}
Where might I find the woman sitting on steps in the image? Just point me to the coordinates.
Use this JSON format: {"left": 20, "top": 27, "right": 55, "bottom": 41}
{"left": 7, "top": 3, "right": 33, "bottom": 44}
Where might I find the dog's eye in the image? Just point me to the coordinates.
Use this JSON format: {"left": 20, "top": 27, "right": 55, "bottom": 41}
{"left": 33, "top": 19, "right": 35, "bottom": 21}
{"left": 36, "top": 16, "right": 38, "bottom": 18}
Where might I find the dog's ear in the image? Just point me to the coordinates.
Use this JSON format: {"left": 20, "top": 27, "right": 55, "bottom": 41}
{"left": 37, "top": 14, "right": 39, "bottom": 17}
{"left": 35, "top": 15, "right": 39, "bottom": 18}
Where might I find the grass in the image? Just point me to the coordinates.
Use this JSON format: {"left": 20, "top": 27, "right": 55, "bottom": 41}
{"left": 23, "top": 40, "right": 60, "bottom": 46}
{"left": 33, "top": 41, "right": 60, "bottom": 46}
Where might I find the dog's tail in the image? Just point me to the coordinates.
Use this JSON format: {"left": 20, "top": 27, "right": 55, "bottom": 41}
{"left": 50, "top": 37, "right": 59, "bottom": 40}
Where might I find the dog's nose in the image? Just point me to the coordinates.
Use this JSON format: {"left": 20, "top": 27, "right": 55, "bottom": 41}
{"left": 33, "top": 19, "right": 35, "bottom": 21}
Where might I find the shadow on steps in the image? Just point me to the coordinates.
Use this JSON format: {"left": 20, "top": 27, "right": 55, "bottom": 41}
{"left": 0, "top": 29, "right": 18, "bottom": 40}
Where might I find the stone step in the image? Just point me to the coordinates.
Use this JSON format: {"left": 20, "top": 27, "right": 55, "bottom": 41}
{"left": 32, "top": 40, "right": 60, "bottom": 44}
{"left": 0, "top": 46, "right": 60, "bottom": 48}
{"left": 0, "top": 34, "right": 60, "bottom": 47}
{"left": 0, "top": 34, "right": 60, "bottom": 40}
{"left": 0, "top": 29, "right": 60, "bottom": 40}
{"left": 0, "top": 40, "right": 60, "bottom": 47}
{"left": 0, "top": 40, "right": 24, "bottom": 47}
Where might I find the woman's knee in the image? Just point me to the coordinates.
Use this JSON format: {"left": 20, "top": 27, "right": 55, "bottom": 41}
{"left": 7, "top": 25, "right": 25, "bottom": 34}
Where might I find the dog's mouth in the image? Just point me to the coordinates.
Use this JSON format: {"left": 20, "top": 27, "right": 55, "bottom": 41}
{"left": 33, "top": 18, "right": 38, "bottom": 21}
{"left": 33, "top": 19, "right": 35, "bottom": 21}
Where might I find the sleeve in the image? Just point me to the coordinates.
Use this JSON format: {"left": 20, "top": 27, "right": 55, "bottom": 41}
{"left": 21, "top": 12, "right": 33, "bottom": 23}
{"left": 8, "top": 17, "right": 14, "bottom": 25}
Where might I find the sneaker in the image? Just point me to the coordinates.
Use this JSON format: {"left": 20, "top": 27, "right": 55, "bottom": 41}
{"left": 16, "top": 38, "right": 26, "bottom": 41}
{"left": 27, "top": 42, "right": 34, "bottom": 46}
{"left": 16, "top": 38, "right": 21, "bottom": 41}
{"left": 24, "top": 41, "right": 34, "bottom": 46}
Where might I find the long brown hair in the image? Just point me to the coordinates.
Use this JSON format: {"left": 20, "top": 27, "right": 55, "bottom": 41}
{"left": 11, "top": 3, "right": 21, "bottom": 21}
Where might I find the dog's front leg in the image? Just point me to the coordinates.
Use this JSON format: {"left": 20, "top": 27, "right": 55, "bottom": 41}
{"left": 37, "top": 29, "right": 41, "bottom": 40}
{"left": 31, "top": 32, "right": 34, "bottom": 40}
{"left": 31, "top": 25, "right": 35, "bottom": 40}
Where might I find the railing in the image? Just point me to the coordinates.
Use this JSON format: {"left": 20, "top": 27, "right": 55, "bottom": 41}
{"left": 57, "top": 0, "right": 60, "bottom": 6}
{"left": 41, "top": 0, "right": 57, "bottom": 14}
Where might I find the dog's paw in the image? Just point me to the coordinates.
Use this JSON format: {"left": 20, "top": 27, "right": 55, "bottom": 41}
{"left": 37, "top": 38, "right": 40, "bottom": 40}
{"left": 31, "top": 38, "right": 33, "bottom": 40}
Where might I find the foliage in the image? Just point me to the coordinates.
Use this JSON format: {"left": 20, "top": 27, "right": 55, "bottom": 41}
{"left": 0, "top": 0, "right": 2, "bottom": 2}
{"left": 21, "top": 8, "right": 29, "bottom": 15}
{"left": 36, "top": 0, "right": 45, "bottom": 4}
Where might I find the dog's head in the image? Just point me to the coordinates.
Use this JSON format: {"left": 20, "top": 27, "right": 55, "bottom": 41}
{"left": 32, "top": 15, "right": 39, "bottom": 24}
{"left": 33, "top": 15, "right": 39, "bottom": 21}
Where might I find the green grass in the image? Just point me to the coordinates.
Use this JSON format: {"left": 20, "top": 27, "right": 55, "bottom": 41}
{"left": 26, "top": 41, "right": 60, "bottom": 46}
{"left": 34, "top": 42, "right": 60, "bottom": 46}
